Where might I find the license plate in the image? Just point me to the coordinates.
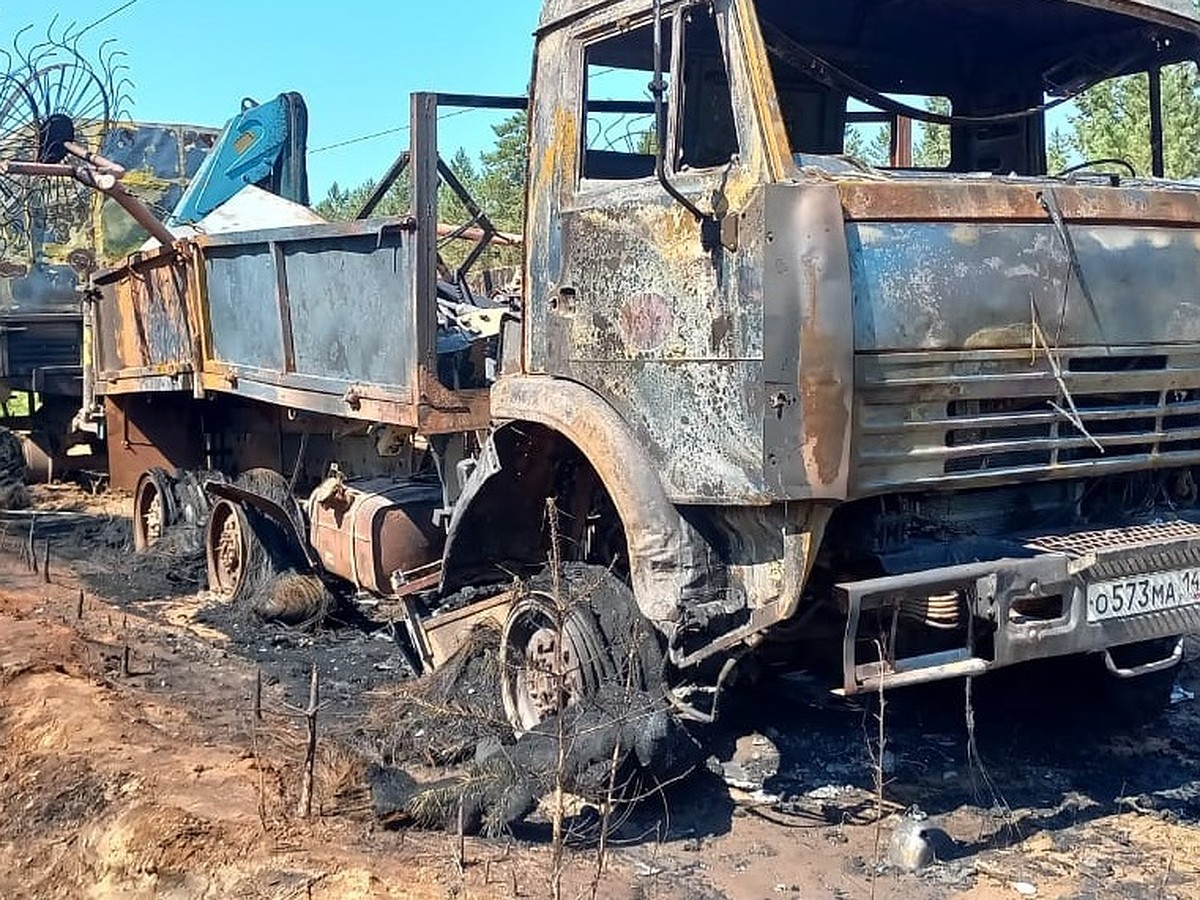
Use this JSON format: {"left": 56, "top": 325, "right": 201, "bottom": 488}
{"left": 1087, "top": 568, "right": 1200, "bottom": 622}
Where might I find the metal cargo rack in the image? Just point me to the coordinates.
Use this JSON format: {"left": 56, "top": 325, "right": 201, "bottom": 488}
{"left": 89, "top": 92, "right": 527, "bottom": 436}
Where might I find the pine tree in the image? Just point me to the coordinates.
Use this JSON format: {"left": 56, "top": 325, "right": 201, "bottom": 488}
{"left": 844, "top": 124, "right": 892, "bottom": 166}
{"left": 1070, "top": 64, "right": 1200, "bottom": 179}
{"left": 473, "top": 112, "right": 527, "bottom": 233}
{"left": 1047, "top": 128, "right": 1074, "bottom": 174}
{"left": 913, "top": 97, "right": 951, "bottom": 168}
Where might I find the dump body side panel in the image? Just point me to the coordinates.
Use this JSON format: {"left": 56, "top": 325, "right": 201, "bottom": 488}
{"left": 93, "top": 246, "right": 197, "bottom": 395}
{"left": 93, "top": 217, "right": 490, "bottom": 433}
{"left": 198, "top": 221, "right": 418, "bottom": 414}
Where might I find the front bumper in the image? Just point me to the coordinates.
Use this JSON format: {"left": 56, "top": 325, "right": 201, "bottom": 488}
{"left": 835, "top": 519, "right": 1200, "bottom": 694}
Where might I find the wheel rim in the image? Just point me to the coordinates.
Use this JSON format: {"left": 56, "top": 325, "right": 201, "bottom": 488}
{"left": 500, "top": 592, "right": 605, "bottom": 734}
{"left": 133, "top": 471, "right": 172, "bottom": 552}
{"left": 205, "top": 499, "right": 247, "bottom": 599}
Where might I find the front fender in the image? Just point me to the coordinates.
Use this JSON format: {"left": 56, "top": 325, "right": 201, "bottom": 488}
{"left": 443, "top": 377, "right": 716, "bottom": 631}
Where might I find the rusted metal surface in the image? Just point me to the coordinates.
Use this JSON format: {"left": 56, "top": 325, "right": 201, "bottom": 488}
{"left": 844, "top": 202, "right": 1200, "bottom": 495}
{"left": 104, "top": 395, "right": 204, "bottom": 491}
{"left": 199, "top": 219, "right": 419, "bottom": 407}
{"left": 475, "top": 377, "right": 712, "bottom": 630}
{"left": 853, "top": 346, "right": 1200, "bottom": 494}
{"left": 761, "top": 183, "right": 853, "bottom": 500}
{"left": 539, "top": 0, "right": 1200, "bottom": 34}
{"left": 526, "top": 2, "right": 784, "bottom": 504}
{"left": 413, "top": 590, "right": 514, "bottom": 670}
{"left": 92, "top": 244, "right": 196, "bottom": 394}
{"left": 436, "top": 223, "right": 522, "bottom": 245}
{"left": 836, "top": 180, "right": 1200, "bottom": 225}
{"left": 94, "top": 215, "right": 492, "bottom": 433}
{"left": 308, "top": 478, "right": 442, "bottom": 596}
{"left": 495, "top": 0, "right": 1200, "bottom": 686}
{"left": 836, "top": 519, "right": 1200, "bottom": 694}
{"left": 93, "top": 94, "right": 496, "bottom": 439}
{"left": 849, "top": 221, "right": 1200, "bottom": 351}
{"left": 83, "top": 0, "right": 1200, "bottom": 697}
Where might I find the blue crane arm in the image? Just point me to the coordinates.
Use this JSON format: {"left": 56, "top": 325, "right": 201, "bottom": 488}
{"left": 168, "top": 92, "right": 309, "bottom": 226}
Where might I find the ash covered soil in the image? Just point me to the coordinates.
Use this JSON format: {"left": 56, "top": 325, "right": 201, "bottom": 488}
{"left": 1, "top": 486, "right": 1198, "bottom": 899}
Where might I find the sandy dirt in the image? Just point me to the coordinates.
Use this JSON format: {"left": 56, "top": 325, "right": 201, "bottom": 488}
{"left": 0, "top": 488, "right": 1198, "bottom": 899}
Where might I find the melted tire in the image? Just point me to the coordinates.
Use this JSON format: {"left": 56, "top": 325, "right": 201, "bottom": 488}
{"left": 207, "top": 468, "right": 327, "bottom": 626}
{"left": 0, "top": 426, "right": 29, "bottom": 510}
{"left": 501, "top": 565, "right": 664, "bottom": 732}
{"left": 501, "top": 565, "right": 696, "bottom": 796}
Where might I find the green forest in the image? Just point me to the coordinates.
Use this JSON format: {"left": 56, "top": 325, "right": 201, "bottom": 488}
{"left": 318, "top": 59, "right": 1200, "bottom": 231}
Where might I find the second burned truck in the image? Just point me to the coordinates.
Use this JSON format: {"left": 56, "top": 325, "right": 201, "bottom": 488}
{"left": 89, "top": 0, "right": 1200, "bottom": 739}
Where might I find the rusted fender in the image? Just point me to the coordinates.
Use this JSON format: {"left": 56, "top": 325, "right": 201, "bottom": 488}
{"left": 445, "top": 375, "right": 714, "bottom": 631}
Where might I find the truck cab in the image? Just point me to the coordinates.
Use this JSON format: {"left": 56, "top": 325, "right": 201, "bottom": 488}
{"left": 448, "top": 0, "right": 1200, "bottom": 706}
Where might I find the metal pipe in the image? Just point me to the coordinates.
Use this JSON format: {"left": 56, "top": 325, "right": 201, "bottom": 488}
{"left": 0, "top": 160, "right": 87, "bottom": 179}
{"left": 64, "top": 140, "right": 127, "bottom": 177}
{"left": 436, "top": 223, "right": 522, "bottom": 246}
{"left": 893, "top": 117, "right": 913, "bottom": 168}
{"left": 0, "top": 160, "right": 177, "bottom": 247}
{"left": 1149, "top": 65, "right": 1165, "bottom": 178}
{"left": 356, "top": 151, "right": 410, "bottom": 220}
{"left": 650, "top": 0, "right": 706, "bottom": 224}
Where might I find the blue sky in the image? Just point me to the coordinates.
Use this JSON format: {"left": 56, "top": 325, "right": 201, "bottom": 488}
{"left": 5, "top": 0, "right": 544, "bottom": 200}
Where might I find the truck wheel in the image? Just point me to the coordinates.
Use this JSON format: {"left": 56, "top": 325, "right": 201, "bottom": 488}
{"left": 204, "top": 469, "right": 324, "bottom": 624}
{"left": 133, "top": 468, "right": 178, "bottom": 551}
{"left": 205, "top": 498, "right": 253, "bottom": 600}
{"left": 501, "top": 593, "right": 612, "bottom": 733}
{"left": 0, "top": 426, "right": 29, "bottom": 510}
{"left": 499, "top": 566, "right": 662, "bottom": 734}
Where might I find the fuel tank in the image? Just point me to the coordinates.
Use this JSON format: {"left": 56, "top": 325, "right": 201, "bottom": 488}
{"left": 308, "top": 477, "right": 443, "bottom": 595}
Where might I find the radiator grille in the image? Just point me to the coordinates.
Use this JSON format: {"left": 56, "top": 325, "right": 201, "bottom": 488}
{"left": 1027, "top": 520, "right": 1200, "bottom": 558}
{"left": 854, "top": 347, "right": 1200, "bottom": 494}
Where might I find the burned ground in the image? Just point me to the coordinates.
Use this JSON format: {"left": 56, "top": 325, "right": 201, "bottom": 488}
{"left": 1, "top": 492, "right": 1198, "bottom": 898}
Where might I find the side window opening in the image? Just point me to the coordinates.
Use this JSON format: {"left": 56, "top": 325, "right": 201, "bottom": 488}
{"left": 582, "top": 24, "right": 665, "bottom": 181}
{"left": 1058, "top": 64, "right": 1200, "bottom": 180}
{"left": 678, "top": 6, "right": 738, "bottom": 171}
{"left": 842, "top": 99, "right": 952, "bottom": 169}
{"left": 580, "top": 10, "right": 738, "bottom": 182}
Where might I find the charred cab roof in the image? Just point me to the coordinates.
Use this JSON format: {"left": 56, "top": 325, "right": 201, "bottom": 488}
{"left": 538, "top": 0, "right": 1200, "bottom": 34}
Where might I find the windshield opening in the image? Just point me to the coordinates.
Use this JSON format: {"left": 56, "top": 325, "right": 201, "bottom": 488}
{"left": 753, "top": 0, "right": 1199, "bottom": 178}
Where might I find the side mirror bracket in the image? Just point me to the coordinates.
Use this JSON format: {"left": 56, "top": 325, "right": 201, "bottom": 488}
{"left": 651, "top": 0, "right": 721, "bottom": 252}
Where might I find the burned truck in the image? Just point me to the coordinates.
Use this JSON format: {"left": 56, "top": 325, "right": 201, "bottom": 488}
{"left": 87, "top": 0, "right": 1200, "bottom": 744}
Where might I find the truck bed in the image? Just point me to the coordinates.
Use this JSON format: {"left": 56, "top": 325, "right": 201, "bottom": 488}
{"left": 91, "top": 216, "right": 489, "bottom": 434}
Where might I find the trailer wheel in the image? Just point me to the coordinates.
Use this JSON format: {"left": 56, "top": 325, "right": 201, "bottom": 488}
{"left": 205, "top": 498, "right": 252, "bottom": 600}
{"left": 133, "top": 468, "right": 177, "bottom": 551}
